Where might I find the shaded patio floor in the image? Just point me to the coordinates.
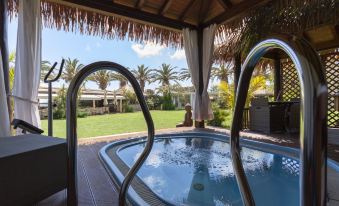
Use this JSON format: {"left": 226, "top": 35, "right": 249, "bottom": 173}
{"left": 37, "top": 127, "right": 339, "bottom": 206}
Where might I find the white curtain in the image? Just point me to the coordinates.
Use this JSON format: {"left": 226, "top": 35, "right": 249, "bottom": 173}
{"left": 13, "top": 0, "right": 42, "bottom": 130}
{"left": 201, "top": 24, "right": 217, "bottom": 120}
{"left": 183, "top": 24, "right": 216, "bottom": 121}
{"left": 183, "top": 28, "right": 200, "bottom": 119}
{"left": 0, "top": 50, "right": 11, "bottom": 136}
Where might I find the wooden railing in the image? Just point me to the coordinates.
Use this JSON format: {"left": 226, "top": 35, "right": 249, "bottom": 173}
{"left": 242, "top": 108, "right": 250, "bottom": 129}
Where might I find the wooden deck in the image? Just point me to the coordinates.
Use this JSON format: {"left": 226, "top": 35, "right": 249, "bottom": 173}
{"left": 37, "top": 140, "right": 119, "bottom": 206}
{"left": 37, "top": 127, "right": 339, "bottom": 206}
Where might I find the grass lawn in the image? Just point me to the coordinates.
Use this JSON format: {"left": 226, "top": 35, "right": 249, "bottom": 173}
{"left": 41, "top": 110, "right": 185, "bottom": 138}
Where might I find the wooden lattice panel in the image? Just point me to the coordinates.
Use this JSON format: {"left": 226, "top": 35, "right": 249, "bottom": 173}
{"left": 281, "top": 51, "right": 339, "bottom": 128}
{"left": 323, "top": 52, "right": 339, "bottom": 127}
{"left": 281, "top": 59, "right": 300, "bottom": 101}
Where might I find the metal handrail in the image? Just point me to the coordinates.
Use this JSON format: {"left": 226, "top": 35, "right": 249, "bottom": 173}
{"left": 43, "top": 59, "right": 64, "bottom": 83}
{"left": 44, "top": 59, "right": 64, "bottom": 136}
{"left": 66, "top": 61, "right": 155, "bottom": 206}
{"left": 231, "top": 35, "right": 328, "bottom": 206}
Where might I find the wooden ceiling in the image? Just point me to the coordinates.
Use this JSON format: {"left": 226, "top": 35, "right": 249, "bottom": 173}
{"left": 63, "top": 0, "right": 271, "bottom": 30}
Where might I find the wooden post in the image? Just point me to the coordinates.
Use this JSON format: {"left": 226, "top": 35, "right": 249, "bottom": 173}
{"left": 92, "top": 100, "right": 96, "bottom": 108}
{"left": 0, "top": 0, "right": 12, "bottom": 122}
{"left": 119, "top": 99, "right": 123, "bottom": 112}
{"left": 274, "top": 55, "right": 282, "bottom": 101}
{"left": 234, "top": 53, "right": 241, "bottom": 98}
{"left": 195, "top": 27, "right": 204, "bottom": 128}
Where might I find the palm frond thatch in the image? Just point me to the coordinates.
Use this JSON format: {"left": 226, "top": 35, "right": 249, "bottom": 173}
{"left": 214, "top": 0, "right": 339, "bottom": 63}
{"left": 7, "top": 0, "right": 183, "bottom": 48}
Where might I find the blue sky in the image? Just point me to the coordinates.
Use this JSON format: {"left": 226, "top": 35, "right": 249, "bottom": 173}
{"left": 8, "top": 18, "right": 192, "bottom": 90}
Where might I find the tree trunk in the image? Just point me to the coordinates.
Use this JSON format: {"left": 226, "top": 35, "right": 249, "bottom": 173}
{"left": 103, "top": 90, "right": 108, "bottom": 106}
{"left": 120, "top": 80, "right": 127, "bottom": 88}
{"left": 140, "top": 81, "right": 145, "bottom": 93}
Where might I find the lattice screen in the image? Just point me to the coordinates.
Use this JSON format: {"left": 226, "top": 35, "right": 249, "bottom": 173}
{"left": 323, "top": 52, "right": 339, "bottom": 127}
{"left": 281, "top": 50, "right": 339, "bottom": 128}
{"left": 281, "top": 59, "right": 300, "bottom": 101}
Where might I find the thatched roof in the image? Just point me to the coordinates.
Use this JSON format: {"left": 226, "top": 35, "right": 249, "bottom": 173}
{"left": 214, "top": 0, "right": 339, "bottom": 63}
{"left": 8, "top": 0, "right": 260, "bottom": 48}
{"left": 8, "top": 0, "right": 185, "bottom": 48}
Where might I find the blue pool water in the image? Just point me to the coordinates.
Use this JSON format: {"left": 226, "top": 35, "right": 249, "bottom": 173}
{"left": 114, "top": 136, "right": 300, "bottom": 206}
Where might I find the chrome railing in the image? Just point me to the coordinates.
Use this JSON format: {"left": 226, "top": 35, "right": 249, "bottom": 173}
{"left": 66, "top": 61, "right": 155, "bottom": 206}
{"left": 231, "top": 35, "right": 328, "bottom": 206}
{"left": 44, "top": 59, "right": 64, "bottom": 136}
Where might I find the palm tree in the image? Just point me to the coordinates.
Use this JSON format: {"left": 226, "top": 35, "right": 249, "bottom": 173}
{"left": 253, "top": 58, "right": 273, "bottom": 78}
{"left": 179, "top": 68, "right": 191, "bottom": 81}
{"left": 88, "top": 70, "right": 114, "bottom": 106}
{"left": 62, "top": 58, "right": 84, "bottom": 84}
{"left": 218, "top": 76, "right": 266, "bottom": 109}
{"left": 152, "top": 63, "right": 179, "bottom": 87}
{"left": 41, "top": 60, "right": 53, "bottom": 80}
{"left": 131, "top": 64, "right": 152, "bottom": 93}
{"left": 111, "top": 72, "right": 128, "bottom": 88}
{"left": 211, "top": 62, "right": 233, "bottom": 84}
{"left": 9, "top": 51, "right": 15, "bottom": 91}
{"left": 88, "top": 70, "right": 113, "bottom": 91}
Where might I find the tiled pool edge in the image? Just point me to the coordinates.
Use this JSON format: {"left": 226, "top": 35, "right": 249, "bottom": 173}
{"left": 99, "top": 131, "right": 339, "bottom": 205}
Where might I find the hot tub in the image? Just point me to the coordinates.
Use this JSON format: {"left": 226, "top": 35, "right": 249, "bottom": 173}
{"left": 99, "top": 132, "right": 339, "bottom": 206}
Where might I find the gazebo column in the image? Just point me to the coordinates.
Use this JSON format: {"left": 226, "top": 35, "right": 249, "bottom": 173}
{"left": 233, "top": 53, "right": 241, "bottom": 98}
{"left": 195, "top": 28, "right": 204, "bottom": 128}
{"left": 183, "top": 25, "right": 216, "bottom": 129}
{"left": 0, "top": 0, "right": 11, "bottom": 120}
{"left": 273, "top": 55, "right": 282, "bottom": 101}
{"left": 0, "top": 0, "right": 11, "bottom": 136}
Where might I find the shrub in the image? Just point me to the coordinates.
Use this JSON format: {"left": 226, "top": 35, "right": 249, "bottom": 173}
{"left": 52, "top": 84, "right": 88, "bottom": 119}
{"left": 146, "top": 94, "right": 162, "bottom": 110}
{"left": 208, "top": 109, "right": 226, "bottom": 127}
{"left": 122, "top": 89, "right": 137, "bottom": 104}
{"left": 77, "top": 111, "right": 88, "bottom": 118}
{"left": 53, "top": 108, "right": 65, "bottom": 119}
{"left": 207, "top": 103, "right": 232, "bottom": 128}
{"left": 53, "top": 85, "right": 67, "bottom": 119}
{"left": 162, "top": 92, "right": 175, "bottom": 110}
{"left": 123, "top": 104, "right": 134, "bottom": 113}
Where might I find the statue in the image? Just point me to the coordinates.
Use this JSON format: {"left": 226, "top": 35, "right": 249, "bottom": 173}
{"left": 176, "top": 103, "right": 193, "bottom": 127}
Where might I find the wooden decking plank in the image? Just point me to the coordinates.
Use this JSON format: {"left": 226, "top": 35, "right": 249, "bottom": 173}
{"left": 78, "top": 143, "right": 118, "bottom": 205}
{"left": 78, "top": 147, "right": 98, "bottom": 206}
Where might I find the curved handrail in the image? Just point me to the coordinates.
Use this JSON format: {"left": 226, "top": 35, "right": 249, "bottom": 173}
{"left": 231, "top": 35, "right": 327, "bottom": 206}
{"left": 44, "top": 59, "right": 64, "bottom": 83}
{"left": 66, "top": 61, "right": 155, "bottom": 206}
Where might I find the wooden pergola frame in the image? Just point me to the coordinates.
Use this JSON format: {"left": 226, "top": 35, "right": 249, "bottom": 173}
{"left": 1, "top": 0, "right": 338, "bottom": 128}
{"left": 2, "top": 0, "right": 273, "bottom": 127}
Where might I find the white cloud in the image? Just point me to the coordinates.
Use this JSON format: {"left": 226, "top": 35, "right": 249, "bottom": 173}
{"left": 85, "top": 44, "right": 91, "bottom": 52}
{"left": 170, "top": 49, "right": 186, "bottom": 60}
{"left": 131, "top": 42, "right": 165, "bottom": 58}
{"left": 95, "top": 42, "right": 102, "bottom": 48}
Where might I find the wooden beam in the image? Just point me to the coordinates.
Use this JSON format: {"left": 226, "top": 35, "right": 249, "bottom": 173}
{"left": 199, "top": 0, "right": 212, "bottom": 24}
{"left": 216, "top": 0, "right": 233, "bottom": 10}
{"left": 202, "top": 0, "right": 272, "bottom": 27}
{"left": 135, "top": 0, "right": 145, "bottom": 9}
{"left": 158, "top": 0, "right": 172, "bottom": 15}
{"left": 63, "top": 0, "right": 196, "bottom": 30}
{"left": 195, "top": 27, "right": 205, "bottom": 128}
{"left": 178, "top": 0, "right": 196, "bottom": 21}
